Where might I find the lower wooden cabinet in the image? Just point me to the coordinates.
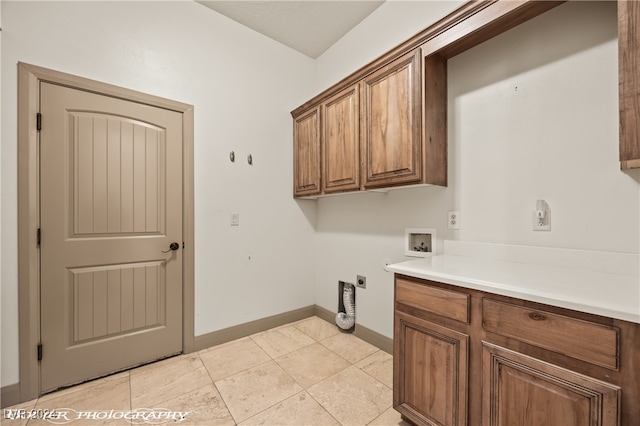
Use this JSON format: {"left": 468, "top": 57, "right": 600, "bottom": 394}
{"left": 482, "top": 342, "right": 619, "bottom": 426}
{"left": 394, "top": 311, "right": 468, "bottom": 426}
{"left": 393, "top": 275, "right": 639, "bottom": 426}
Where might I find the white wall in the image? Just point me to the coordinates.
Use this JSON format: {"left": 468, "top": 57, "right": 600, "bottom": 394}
{"left": 3, "top": 0, "right": 639, "bottom": 392}
{"left": 1, "top": 0, "right": 317, "bottom": 387}
{"left": 314, "top": 1, "right": 640, "bottom": 339}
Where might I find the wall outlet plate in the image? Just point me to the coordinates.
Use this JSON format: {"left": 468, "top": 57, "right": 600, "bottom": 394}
{"left": 532, "top": 210, "right": 551, "bottom": 231}
{"left": 448, "top": 211, "right": 460, "bottom": 230}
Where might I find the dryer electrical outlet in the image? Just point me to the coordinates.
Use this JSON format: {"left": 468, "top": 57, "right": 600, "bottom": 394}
{"left": 356, "top": 275, "right": 366, "bottom": 289}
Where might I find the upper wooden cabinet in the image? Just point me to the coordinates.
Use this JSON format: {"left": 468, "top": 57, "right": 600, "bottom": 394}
{"left": 618, "top": 0, "right": 640, "bottom": 170}
{"left": 293, "top": 0, "right": 640, "bottom": 197}
{"left": 362, "top": 50, "right": 423, "bottom": 188}
{"left": 291, "top": 0, "right": 561, "bottom": 198}
{"left": 292, "top": 49, "right": 447, "bottom": 197}
{"left": 322, "top": 84, "right": 360, "bottom": 193}
{"left": 293, "top": 107, "right": 320, "bottom": 196}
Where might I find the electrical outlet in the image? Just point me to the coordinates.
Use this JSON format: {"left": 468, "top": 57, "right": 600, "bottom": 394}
{"left": 356, "top": 275, "right": 366, "bottom": 289}
{"left": 448, "top": 211, "right": 460, "bottom": 230}
{"left": 532, "top": 210, "right": 551, "bottom": 231}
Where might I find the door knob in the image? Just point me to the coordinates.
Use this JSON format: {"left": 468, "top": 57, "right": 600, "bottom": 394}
{"left": 162, "top": 242, "right": 180, "bottom": 253}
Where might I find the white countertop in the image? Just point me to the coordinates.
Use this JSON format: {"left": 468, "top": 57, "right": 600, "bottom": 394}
{"left": 387, "top": 242, "right": 640, "bottom": 324}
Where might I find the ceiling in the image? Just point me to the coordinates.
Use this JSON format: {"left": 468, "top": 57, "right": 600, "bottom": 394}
{"left": 196, "top": 1, "right": 386, "bottom": 59}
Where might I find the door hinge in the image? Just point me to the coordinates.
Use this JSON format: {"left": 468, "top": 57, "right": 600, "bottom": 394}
{"left": 37, "top": 228, "right": 41, "bottom": 246}
{"left": 36, "top": 113, "right": 42, "bottom": 131}
{"left": 37, "top": 343, "right": 43, "bottom": 361}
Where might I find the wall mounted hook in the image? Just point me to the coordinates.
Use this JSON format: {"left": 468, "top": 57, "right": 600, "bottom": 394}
{"left": 247, "top": 154, "right": 253, "bottom": 165}
{"left": 229, "top": 151, "right": 235, "bottom": 162}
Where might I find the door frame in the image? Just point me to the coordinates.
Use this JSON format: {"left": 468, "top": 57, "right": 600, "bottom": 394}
{"left": 17, "top": 62, "right": 195, "bottom": 403}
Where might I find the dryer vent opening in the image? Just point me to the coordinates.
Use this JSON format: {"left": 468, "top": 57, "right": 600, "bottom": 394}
{"left": 335, "top": 281, "right": 355, "bottom": 332}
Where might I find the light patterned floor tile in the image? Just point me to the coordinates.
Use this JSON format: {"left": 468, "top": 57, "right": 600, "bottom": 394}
{"left": 149, "top": 384, "right": 234, "bottom": 426}
{"left": 367, "top": 407, "right": 412, "bottom": 426}
{"left": 293, "top": 316, "right": 340, "bottom": 341}
{"left": 239, "top": 391, "right": 339, "bottom": 425}
{"left": 3, "top": 318, "right": 397, "bottom": 426}
{"left": 251, "top": 325, "right": 315, "bottom": 358}
{"left": 275, "top": 342, "right": 350, "bottom": 388}
{"left": 199, "top": 338, "right": 271, "bottom": 382}
{"left": 320, "top": 331, "right": 379, "bottom": 364}
{"left": 215, "top": 360, "right": 302, "bottom": 423}
{"left": 308, "top": 366, "right": 392, "bottom": 426}
{"left": 355, "top": 350, "right": 393, "bottom": 388}
{"left": 29, "top": 375, "right": 131, "bottom": 426}
{"left": 37, "top": 371, "right": 130, "bottom": 404}
{"left": 130, "top": 354, "right": 213, "bottom": 409}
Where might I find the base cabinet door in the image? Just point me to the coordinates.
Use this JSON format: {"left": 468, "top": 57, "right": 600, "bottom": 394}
{"left": 394, "top": 311, "right": 469, "bottom": 426}
{"left": 482, "top": 342, "right": 620, "bottom": 426}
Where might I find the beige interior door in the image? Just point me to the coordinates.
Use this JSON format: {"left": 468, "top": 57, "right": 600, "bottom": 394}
{"left": 39, "top": 82, "right": 183, "bottom": 393}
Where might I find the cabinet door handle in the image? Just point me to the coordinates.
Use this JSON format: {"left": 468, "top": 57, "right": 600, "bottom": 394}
{"left": 529, "top": 312, "right": 547, "bottom": 321}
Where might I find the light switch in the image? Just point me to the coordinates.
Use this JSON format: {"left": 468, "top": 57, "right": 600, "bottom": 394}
{"left": 230, "top": 213, "right": 239, "bottom": 226}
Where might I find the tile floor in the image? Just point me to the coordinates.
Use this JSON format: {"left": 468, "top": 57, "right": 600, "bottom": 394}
{"left": 4, "top": 316, "right": 411, "bottom": 426}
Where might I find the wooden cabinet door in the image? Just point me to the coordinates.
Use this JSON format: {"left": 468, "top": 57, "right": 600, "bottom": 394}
{"left": 394, "top": 311, "right": 468, "bottom": 426}
{"left": 482, "top": 342, "right": 620, "bottom": 426}
{"left": 322, "top": 84, "right": 360, "bottom": 193}
{"left": 619, "top": 0, "right": 640, "bottom": 169}
{"left": 362, "top": 50, "right": 422, "bottom": 188}
{"left": 293, "top": 107, "right": 321, "bottom": 196}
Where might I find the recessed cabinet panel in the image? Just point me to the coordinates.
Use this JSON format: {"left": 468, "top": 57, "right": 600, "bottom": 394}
{"left": 482, "top": 342, "right": 620, "bottom": 426}
{"left": 396, "top": 277, "right": 469, "bottom": 323}
{"left": 293, "top": 107, "right": 321, "bottom": 196}
{"left": 482, "top": 298, "right": 619, "bottom": 369}
{"left": 323, "top": 85, "right": 360, "bottom": 192}
{"left": 363, "top": 50, "right": 422, "bottom": 188}
{"left": 394, "top": 311, "right": 469, "bottom": 426}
